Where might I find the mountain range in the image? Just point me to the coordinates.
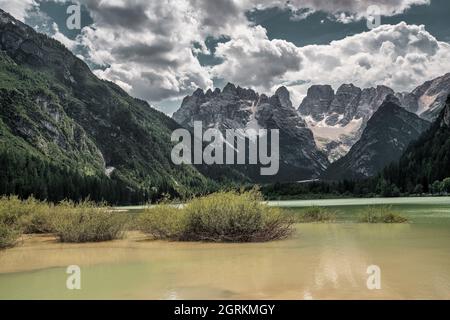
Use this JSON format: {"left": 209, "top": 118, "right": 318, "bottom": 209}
{"left": 173, "top": 84, "right": 329, "bottom": 181}
{"left": 174, "top": 74, "right": 450, "bottom": 182}
{"left": 1, "top": 7, "right": 450, "bottom": 203}
{"left": 298, "top": 75, "right": 450, "bottom": 163}
{"left": 323, "top": 97, "right": 430, "bottom": 180}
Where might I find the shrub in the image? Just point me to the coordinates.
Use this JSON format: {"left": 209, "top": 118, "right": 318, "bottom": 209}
{"left": 0, "top": 222, "right": 21, "bottom": 249}
{"left": 139, "top": 190, "right": 294, "bottom": 243}
{"left": 139, "top": 205, "right": 187, "bottom": 240}
{"left": 358, "top": 206, "right": 408, "bottom": 224}
{"left": 297, "top": 206, "right": 336, "bottom": 223}
{"left": 0, "top": 196, "right": 54, "bottom": 234}
{"left": 51, "top": 200, "right": 127, "bottom": 243}
{"left": 19, "top": 198, "right": 54, "bottom": 234}
{"left": 0, "top": 196, "right": 23, "bottom": 249}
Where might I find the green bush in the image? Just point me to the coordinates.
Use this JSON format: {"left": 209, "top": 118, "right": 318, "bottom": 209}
{"left": 139, "top": 190, "right": 294, "bottom": 242}
{"left": 0, "top": 196, "right": 23, "bottom": 249}
{"left": 139, "top": 205, "right": 187, "bottom": 240}
{"left": 358, "top": 206, "right": 408, "bottom": 223}
{"left": 0, "top": 196, "right": 54, "bottom": 234}
{"left": 19, "top": 198, "right": 54, "bottom": 234}
{"left": 0, "top": 222, "right": 21, "bottom": 249}
{"left": 297, "top": 206, "right": 337, "bottom": 223}
{"left": 51, "top": 200, "right": 127, "bottom": 243}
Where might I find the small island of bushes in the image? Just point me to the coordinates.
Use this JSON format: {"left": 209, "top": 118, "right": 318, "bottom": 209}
{"left": 1, "top": 191, "right": 411, "bottom": 250}
{"left": 0, "top": 190, "right": 294, "bottom": 248}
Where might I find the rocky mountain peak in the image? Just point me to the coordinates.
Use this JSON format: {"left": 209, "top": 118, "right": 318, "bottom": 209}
{"left": 236, "top": 86, "right": 258, "bottom": 101}
{"left": 382, "top": 93, "right": 402, "bottom": 106}
{"left": 223, "top": 82, "right": 238, "bottom": 95}
{"left": 298, "top": 85, "right": 335, "bottom": 120}
{"left": 330, "top": 83, "right": 362, "bottom": 116}
{"left": 173, "top": 84, "right": 329, "bottom": 181}
{"left": 193, "top": 88, "right": 205, "bottom": 97}
{"left": 323, "top": 99, "right": 430, "bottom": 180}
{"left": 400, "top": 73, "right": 450, "bottom": 120}
{"left": 274, "top": 86, "right": 293, "bottom": 109}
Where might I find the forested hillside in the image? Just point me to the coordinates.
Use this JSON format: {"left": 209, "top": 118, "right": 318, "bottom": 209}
{"left": 0, "top": 9, "right": 214, "bottom": 204}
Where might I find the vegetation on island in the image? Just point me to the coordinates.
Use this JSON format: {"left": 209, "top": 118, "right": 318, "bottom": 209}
{"left": 139, "top": 190, "right": 294, "bottom": 242}
{"left": 294, "top": 207, "right": 337, "bottom": 223}
{"left": 0, "top": 196, "right": 128, "bottom": 247}
{"left": 358, "top": 206, "right": 408, "bottom": 224}
{"left": 1, "top": 190, "right": 294, "bottom": 248}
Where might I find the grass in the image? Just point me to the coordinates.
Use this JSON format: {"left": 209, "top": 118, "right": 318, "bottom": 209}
{"left": 358, "top": 206, "right": 408, "bottom": 223}
{"left": 139, "top": 190, "right": 294, "bottom": 242}
{"left": 295, "top": 206, "right": 337, "bottom": 223}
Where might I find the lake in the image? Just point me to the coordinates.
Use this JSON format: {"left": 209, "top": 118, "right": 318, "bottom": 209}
{"left": 1, "top": 197, "right": 450, "bottom": 299}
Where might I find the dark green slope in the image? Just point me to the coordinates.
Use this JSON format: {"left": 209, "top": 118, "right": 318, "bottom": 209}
{"left": 0, "top": 9, "right": 213, "bottom": 203}
{"left": 381, "top": 96, "right": 450, "bottom": 192}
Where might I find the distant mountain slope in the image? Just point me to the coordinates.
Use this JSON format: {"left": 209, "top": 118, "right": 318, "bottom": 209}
{"left": 297, "top": 74, "right": 450, "bottom": 162}
{"left": 398, "top": 73, "right": 450, "bottom": 121}
{"left": 298, "top": 84, "right": 396, "bottom": 162}
{"left": 173, "top": 84, "right": 329, "bottom": 182}
{"left": 323, "top": 98, "right": 430, "bottom": 180}
{"left": 381, "top": 96, "right": 450, "bottom": 192}
{"left": 0, "top": 9, "right": 212, "bottom": 203}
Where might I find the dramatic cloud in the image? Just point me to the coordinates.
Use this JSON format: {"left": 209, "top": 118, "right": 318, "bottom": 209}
{"left": 0, "top": 0, "right": 36, "bottom": 21}
{"left": 211, "top": 22, "right": 450, "bottom": 106}
{"left": 211, "top": 25, "right": 302, "bottom": 88}
{"left": 1, "top": 0, "right": 444, "bottom": 112}
{"left": 287, "top": 22, "right": 450, "bottom": 104}
{"left": 243, "top": 0, "right": 430, "bottom": 21}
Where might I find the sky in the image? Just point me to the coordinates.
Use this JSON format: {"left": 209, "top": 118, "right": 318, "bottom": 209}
{"left": 1, "top": 0, "right": 450, "bottom": 115}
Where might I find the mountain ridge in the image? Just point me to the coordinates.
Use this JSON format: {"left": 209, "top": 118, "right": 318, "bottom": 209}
{"left": 322, "top": 98, "right": 431, "bottom": 180}
{"left": 0, "top": 8, "right": 213, "bottom": 203}
{"left": 173, "top": 83, "right": 329, "bottom": 182}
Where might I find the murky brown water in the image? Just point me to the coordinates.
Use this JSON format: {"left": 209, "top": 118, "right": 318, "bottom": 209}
{"left": 1, "top": 223, "right": 450, "bottom": 300}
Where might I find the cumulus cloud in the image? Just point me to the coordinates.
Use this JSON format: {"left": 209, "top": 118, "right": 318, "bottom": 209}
{"left": 286, "top": 22, "right": 450, "bottom": 104}
{"left": 1, "top": 0, "right": 444, "bottom": 111}
{"left": 0, "top": 0, "right": 36, "bottom": 21}
{"left": 63, "top": 0, "right": 222, "bottom": 101}
{"left": 211, "top": 22, "right": 450, "bottom": 106}
{"left": 242, "top": 0, "right": 430, "bottom": 21}
{"left": 211, "top": 25, "right": 302, "bottom": 88}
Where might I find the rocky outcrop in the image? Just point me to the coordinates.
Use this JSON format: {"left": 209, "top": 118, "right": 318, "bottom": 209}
{"left": 299, "top": 83, "right": 395, "bottom": 162}
{"left": 397, "top": 73, "right": 450, "bottom": 121}
{"left": 323, "top": 98, "right": 430, "bottom": 180}
{"left": 173, "top": 83, "right": 258, "bottom": 130}
{"left": 299, "top": 85, "right": 334, "bottom": 121}
{"left": 173, "top": 84, "right": 329, "bottom": 181}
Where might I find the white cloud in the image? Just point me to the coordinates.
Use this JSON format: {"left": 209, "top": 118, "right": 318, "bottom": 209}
{"left": 211, "top": 25, "right": 302, "bottom": 88}
{"left": 290, "top": 22, "right": 450, "bottom": 104}
{"left": 211, "top": 22, "right": 450, "bottom": 106}
{"left": 241, "top": 0, "right": 430, "bottom": 21}
{"left": 3, "top": 0, "right": 445, "bottom": 112}
{"left": 0, "top": 0, "right": 36, "bottom": 21}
